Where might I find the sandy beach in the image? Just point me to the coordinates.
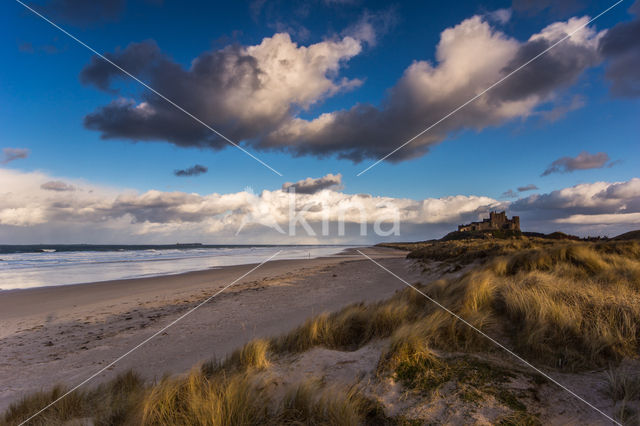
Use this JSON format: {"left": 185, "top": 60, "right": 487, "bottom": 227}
{"left": 0, "top": 246, "right": 418, "bottom": 411}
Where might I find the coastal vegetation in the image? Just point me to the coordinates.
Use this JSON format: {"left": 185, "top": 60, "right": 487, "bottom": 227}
{"left": 4, "top": 237, "right": 640, "bottom": 425}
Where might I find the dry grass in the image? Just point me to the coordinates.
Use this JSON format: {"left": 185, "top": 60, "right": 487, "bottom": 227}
{"left": 387, "top": 240, "right": 640, "bottom": 370}
{"left": 2, "top": 371, "right": 144, "bottom": 426}
{"left": 5, "top": 239, "right": 640, "bottom": 424}
{"left": 201, "top": 338, "right": 271, "bottom": 376}
{"left": 3, "top": 369, "right": 387, "bottom": 426}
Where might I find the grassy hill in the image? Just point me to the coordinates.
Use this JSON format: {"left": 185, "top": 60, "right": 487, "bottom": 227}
{"left": 613, "top": 230, "right": 640, "bottom": 241}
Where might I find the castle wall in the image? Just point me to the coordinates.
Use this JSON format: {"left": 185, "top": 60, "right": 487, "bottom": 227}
{"left": 457, "top": 212, "right": 520, "bottom": 232}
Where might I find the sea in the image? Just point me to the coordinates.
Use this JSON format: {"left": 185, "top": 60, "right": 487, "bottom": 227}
{"left": 0, "top": 244, "right": 353, "bottom": 290}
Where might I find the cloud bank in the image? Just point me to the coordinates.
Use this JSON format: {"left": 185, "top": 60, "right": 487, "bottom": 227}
{"left": 80, "top": 13, "right": 605, "bottom": 163}
{"left": 1, "top": 168, "right": 639, "bottom": 243}
{"left": 511, "top": 178, "right": 640, "bottom": 236}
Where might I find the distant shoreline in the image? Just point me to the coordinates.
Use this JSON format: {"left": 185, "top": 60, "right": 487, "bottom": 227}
{"left": 0, "top": 245, "right": 355, "bottom": 291}
{"left": 0, "top": 243, "right": 354, "bottom": 255}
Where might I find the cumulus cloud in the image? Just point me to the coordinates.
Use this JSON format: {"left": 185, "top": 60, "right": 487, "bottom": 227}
{"left": 174, "top": 165, "right": 208, "bottom": 177}
{"left": 41, "top": 181, "right": 75, "bottom": 191}
{"left": 80, "top": 14, "right": 604, "bottom": 163}
{"left": 517, "top": 184, "right": 538, "bottom": 192}
{"left": 1, "top": 148, "right": 30, "bottom": 164}
{"left": 541, "top": 151, "right": 615, "bottom": 176}
{"left": 282, "top": 173, "right": 342, "bottom": 194}
{"left": 81, "top": 33, "right": 364, "bottom": 149}
{"left": 260, "top": 15, "right": 603, "bottom": 162}
{"left": 511, "top": 178, "right": 640, "bottom": 236}
{"left": 598, "top": 0, "right": 640, "bottom": 97}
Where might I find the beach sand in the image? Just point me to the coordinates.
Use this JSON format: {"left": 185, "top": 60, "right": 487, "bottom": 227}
{"left": 0, "top": 246, "right": 418, "bottom": 411}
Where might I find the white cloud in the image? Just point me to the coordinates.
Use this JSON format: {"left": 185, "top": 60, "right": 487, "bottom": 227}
{"left": 3, "top": 168, "right": 638, "bottom": 242}
{"left": 259, "top": 14, "right": 603, "bottom": 161}
{"left": 82, "top": 31, "right": 366, "bottom": 148}
{"left": 556, "top": 213, "right": 640, "bottom": 225}
{"left": 512, "top": 178, "right": 640, "bottom": 236}
{"left": 0, "top": 169, "right": 503, "bottom": 243}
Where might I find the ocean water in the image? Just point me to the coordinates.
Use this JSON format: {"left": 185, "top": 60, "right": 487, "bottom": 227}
{"left": 0, "top": 245, "right": 352, "bottom": 290}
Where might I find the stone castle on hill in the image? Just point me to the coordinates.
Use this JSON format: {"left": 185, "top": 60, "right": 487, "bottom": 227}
{"left": 458, "top": 211, "right": 520, "bottom": 232}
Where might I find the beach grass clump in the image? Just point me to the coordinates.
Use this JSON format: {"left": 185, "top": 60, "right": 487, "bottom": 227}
{"left": 3, "top": 369, "right": 385, "bottom": 426}
{"left": 275, "top": 380, "right": 388, "bottom": 426}
{"left": 201, "top": 338, "right": 271, "bottom": 376}
{"left": 140, "top": 371, "right": 269, "bottom": 425}
{"left": 2, "top": 370, "right": 145, "bottom": 426}
{"left": 270, "top": 291, "right": 423, "bottom": 354}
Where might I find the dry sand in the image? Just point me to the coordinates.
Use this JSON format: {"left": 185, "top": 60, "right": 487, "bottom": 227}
{"left": 0, "top": 246, "right": 419, "bottom": 411}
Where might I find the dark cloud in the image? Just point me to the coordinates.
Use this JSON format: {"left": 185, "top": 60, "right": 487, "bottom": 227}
{"left": 79, "top": 40, "right": 165, "bottom": 91}
{"left": 282, "top": 173, "right": 342, "bottom": 194}
{"left": 174, "top": 164, "right": 208, "bottom": 177}
{"left": 517, "top": 184, "right": 538, "bottom": 192}
{"left": 598, "top": 1, "right": 640, "bottom": 97}
{"left": 80, "top": 34, "right": 362, "bottom": 150}
{"left": 541, "top": 151, "right": 614, "bottom": 176}
{"left": 264, "top": 16, "right": 602, "bottom": 162}
{"left": 43, "top": 0, "right": 125, "bottom": 25}
{"left": 501, "top": 189, "right": 518, "bottom": 198}
{"left": 489, "top": 35, "right": 600, "bottom": 103}
{"left": 80, "top": 16, "right": 603, "bottom": 164}
{"left": 1, "top": 148, "right": 30, "bottom": 164}
{"left": 41, "top": 181, "right": 75, "bottom": 191}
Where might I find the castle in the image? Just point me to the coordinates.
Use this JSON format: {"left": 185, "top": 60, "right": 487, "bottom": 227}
{"left": 458, "top": 211, "right": 520, "bottom": 232}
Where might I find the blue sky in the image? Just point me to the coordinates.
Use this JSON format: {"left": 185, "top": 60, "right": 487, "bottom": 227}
{"left": 1, "top": 0, "right": 639, "bottom": 243}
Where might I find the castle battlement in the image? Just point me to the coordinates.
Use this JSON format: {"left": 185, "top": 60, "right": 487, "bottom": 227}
{"left": 458, "top": 211, "right": 520, "bottom": 232}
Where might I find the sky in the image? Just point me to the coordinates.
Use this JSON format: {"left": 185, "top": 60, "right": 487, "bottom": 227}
{"left": 1, "top": 0, "right": 639, "bottom": 244}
